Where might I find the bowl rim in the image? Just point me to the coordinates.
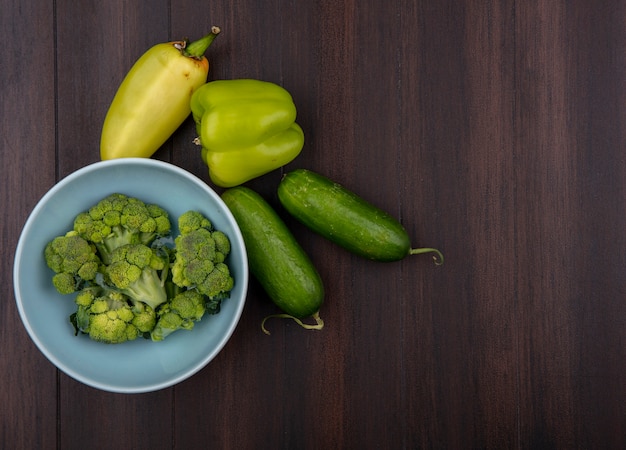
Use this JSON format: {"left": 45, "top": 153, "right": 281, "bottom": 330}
{"left": 13, "top": 158, "right": 249, "bottom": 393}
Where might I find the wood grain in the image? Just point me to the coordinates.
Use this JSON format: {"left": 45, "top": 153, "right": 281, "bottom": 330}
{"left": 1, "top": 1, "right": 57, "bottom": 448}
{"left": 1, "top": 0, "right": 624, "bottom": 448}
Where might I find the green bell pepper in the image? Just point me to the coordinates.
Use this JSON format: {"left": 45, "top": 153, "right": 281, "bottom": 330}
{"left": 190, "top": 79, "right": 305, "bottom": 187}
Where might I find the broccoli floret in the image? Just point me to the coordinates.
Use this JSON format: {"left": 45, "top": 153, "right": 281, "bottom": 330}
{"left": 203, "top": 262, "right": 235, "bottom": 299}
{"left": 130, "top": 301, "right": 157, "bottom": 334}
{"left": 172, "top": 228, "right": 217, "bottom": 287}
{"left": 171, "top": 213, "right": 234, "bottom": 300}
{"left": 177, "top": 210, "right": 212, "bottom": 235}
{"left": 71, "top": 287, "right": 139, "bottom": 344}
{"left": 44, "top": 232, "right": 102, "bottom": 294}
{"left": 106, "top": 243, "right": 169, "bottom": 311}
{"left": 51, "top": 272, "right": 80, "bottom": 295}
{"left": 151, "top": 290, "right": 206, "bottom": 341}
{"left": 211, "top": 230, "right": 231, "bottom": 262}
{"left": 73, "top": 193, "right": 171, "bottom": 264}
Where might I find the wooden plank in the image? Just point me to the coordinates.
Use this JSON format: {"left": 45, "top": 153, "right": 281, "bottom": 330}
{"left": 170, "top": 2, "right": 304, "bottom": 449}
{"left": 515, "top": 1, "right": 626, "bottom": 447}
{"left": 55, "top": 0, "right": 174, "bottom": 175}
{"left": 398, "top": 1, "right": 519, "bottom": 448}
{"left": 0, "top": 0, "right": 58, "bottom": 447}
{"left": 53, "top": 1, "right": 175, "bottom": 448}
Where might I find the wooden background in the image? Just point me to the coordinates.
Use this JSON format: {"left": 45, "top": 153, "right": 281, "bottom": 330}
{"left": 2, "top": 0, "right": 625, "bottom": 448}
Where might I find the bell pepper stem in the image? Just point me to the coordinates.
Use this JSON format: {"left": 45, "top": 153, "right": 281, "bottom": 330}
{"left": 184, "top": 26, "right": 221, "bottom": 59}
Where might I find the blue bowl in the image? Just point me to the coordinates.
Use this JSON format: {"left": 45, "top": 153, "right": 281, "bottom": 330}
{"left": 13, "top": 159, "right": 249, "bottom": 393}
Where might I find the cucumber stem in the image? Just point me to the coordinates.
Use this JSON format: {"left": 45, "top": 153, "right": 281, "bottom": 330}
{"left": 409, "top": 247, "right": 444, "bottom": 265}
{"left": 261, "top": 311, "right": 324, "bottom": 335}
{"left": 183, "top": 26, "right": 221, "bottom": 59}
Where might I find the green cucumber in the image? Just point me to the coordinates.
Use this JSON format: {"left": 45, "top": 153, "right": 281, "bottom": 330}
{"left": 221, "top": 186, "right": 324, "bottom": 334}
{"left": 277, "top": 169, "right": 443, "bottom": 264}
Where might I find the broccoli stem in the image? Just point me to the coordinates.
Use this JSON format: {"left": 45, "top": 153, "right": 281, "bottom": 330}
{"left": 96, "top": 227, "right": 138, "bottom": 265}
{"left": 121, "top": 269, "right": 168, "bottom": 311}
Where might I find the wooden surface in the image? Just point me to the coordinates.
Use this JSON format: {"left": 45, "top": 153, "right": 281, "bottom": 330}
{"left": 2, "top": 1, "right": 625, "bottom": 448}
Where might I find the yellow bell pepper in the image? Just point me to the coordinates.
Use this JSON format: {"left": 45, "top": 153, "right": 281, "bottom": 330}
{"left": 101, "top": 27, "right": 220, "bottom": 160}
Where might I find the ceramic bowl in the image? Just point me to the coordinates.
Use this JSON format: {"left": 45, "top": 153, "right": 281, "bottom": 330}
{"left": 14, "top": 158, "right": 248, "bottom": 393}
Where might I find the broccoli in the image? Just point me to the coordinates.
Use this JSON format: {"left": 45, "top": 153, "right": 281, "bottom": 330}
{"left": 203, "top": 262, "right": 234, "bottom": 300}
{"left": 211, "top": 230, "right": 231, "bottom": 263}
{"left": 204, "top": 289, "right": 230, "bottom": 315}
{"left": 177, "top": 210, "right": 212, "bottom": 235}
{"left": 73, "top": 193, "right": 171, "bottom": 264}
{"left": 44, "top": 232, "right": 101, "bottom": 294}
{"left": 43, "top": 196, "right": 237, "bottom": 344}
{"left": 130, "top": 301, "right": 157, "bottom": 335}
{"left": 171, "top": 211, "right": 234, "bottom": 301}
{"left": 71, "top": 286, "right": 140, "bottom": 344}
{"left": 106, "top": 243, "right": 169, "bottom": 311}
{"left": 151, "top": 290, "right": 207, "bottom": 341}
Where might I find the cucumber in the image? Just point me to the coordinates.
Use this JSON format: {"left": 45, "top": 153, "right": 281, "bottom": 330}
{"left": 221, "top": 186, "right": 324, "bottom": 334}
{"left": 277, "top": 169, "right": 443, "bottom": 264}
